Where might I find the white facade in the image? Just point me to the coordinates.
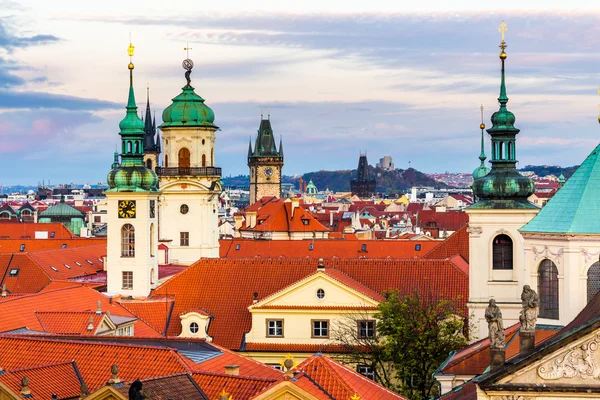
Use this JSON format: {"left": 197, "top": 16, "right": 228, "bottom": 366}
{"left": 158, "top": 126, "right": 221, "bottom": 264}
{"left": 466, "top": 208, "right": 539, "bottom": 340}
{"left": 106, "top": 191, "right": 159, "bottom": 297}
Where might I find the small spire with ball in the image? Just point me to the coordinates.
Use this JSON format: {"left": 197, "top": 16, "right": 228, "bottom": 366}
{"left": 183, "top": 43, "right": 194, "bottom": 87}
{"left": 127, "top": 35, "right": 135, "bottom": 86}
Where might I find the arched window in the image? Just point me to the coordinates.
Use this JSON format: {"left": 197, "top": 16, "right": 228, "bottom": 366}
{"left": 164, "top": 155, "right": 168, "bottom": 168}
{"left": 150, "top": 223, "right": 155, "bottom": 257}
{"left": 121, "top": 224, "right": 135, "bottom": 257}
{"left": 539, "top": 259, "right": 559, "bottom": 319}
{"left": 146, "top": 159, "right": 152, "bottom": 170}
{"left": 588, "top": 262, "right": 600, "bottom": 303}
{"left": 211, "top": 148, "right": 214, "bottom": 166}
{"left": 492, "top": 234, "right": 513, "bottom": 269}
{"left": 202, "top": 154, "right": 206, "bottom": 167}
{"left": 127, "top": 141, "right": 132, "bottom": 153}
{"left": 150, "top": 268, "right": 155, "bottom": 285}
{"left": 178, "top": 148, "right": 190, "bottom": 168}
{"left": 134, "top": 141, "right": 140, "bottom": 154}
{"left": 498, "top": 142, "right": 503, "bottom": 160}
{"left": 508, "top": 142, "right": 514, "bottom": 160}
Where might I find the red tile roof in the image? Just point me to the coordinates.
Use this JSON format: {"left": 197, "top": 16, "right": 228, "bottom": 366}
{"left": 439, "top": 381, "right": 477, "bottom": 400}
{"left": 243, "top": 343, "right": 351, "bottom": 353}
{"left": 0, "top": 286, "right": 161, "bottom": 337}
{"left": 0, "top": 223, "right": 75, "bottom": 239}
{"left": 0, "top": 336, "right": 188, "bottom": 391}
{"left": 35, "top": 311, "right": 106, "bottom": 336}
{"left": 117, "top": 373, "right": 207, "bottom": 400}
{"left": 192, "top": 372, "right": 277, "bottom": 400}
{"left": 28, "top": 245, "right": 105, "bottom": 280}
{"left": 0, "top": 253, "right": 51, "bottom": 293}
{"left": 295, "top": 354, "right": 407, "bottom": 399}
{"left": 0, "top": 238, "right": 106, "bottom": 253}
{"left": 219, "top": 238, "right": 438, "bottom": 259}
{"left": 151, "top": 258, "right": 469, "bottom": 349}
{"left": 425, "top": 225, "right": 469, "bottom": 263}
{"left": 240, "top": 198, "right": 329, "bottom": 233}
{"left": 0, "top": 361, "right": 82, "bottom": 400}
{"left": 120, "top": 298, "right": 174, "bottom": 336}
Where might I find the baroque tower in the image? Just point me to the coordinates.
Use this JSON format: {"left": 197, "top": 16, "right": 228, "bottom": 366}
{"left": 248, "top": 116, "right": 284, "bottom": 205}
{"left": 157, "top": 57, "right": 221, "bottom": 264}
{"left": 143, "top": 87, "right": 161, "bottom": 172}
{"left": 105, "top": 41, "right": 160, "bottom": 297}
{"left": 466, "top": 23, "right": 539, "bottom": 339}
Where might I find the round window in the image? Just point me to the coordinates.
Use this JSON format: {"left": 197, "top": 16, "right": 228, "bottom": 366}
{"left": 316, "top": 289, "right": 325, "bottom": 300}
{"left": 180, "top": 204, "right": 189, "bottom": 214}
{"left": 190, "top": 322, "right": 199, "bottom": 334}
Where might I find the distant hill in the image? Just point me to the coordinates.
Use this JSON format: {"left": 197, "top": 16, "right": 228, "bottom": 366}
{"left": 222, "top": 167, "right": 449, "bottom": 194}
{"left": 518, "top": 165, "right": 579, "bottom": 179}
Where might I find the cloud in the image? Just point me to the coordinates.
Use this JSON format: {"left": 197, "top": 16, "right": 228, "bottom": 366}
{"left": 0, "top": 90, "right": 120, "bottom": 110}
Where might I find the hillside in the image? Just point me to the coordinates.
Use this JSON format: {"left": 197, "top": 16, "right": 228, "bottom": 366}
{"left": 519, "top": 165, "right": 578, "bottom": 179}
{"left": 222, "top": 167, "right": 449, "bottom": 193}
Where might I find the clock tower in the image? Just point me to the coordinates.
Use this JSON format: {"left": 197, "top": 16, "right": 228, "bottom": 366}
{"left": 248, "top": 116, "right": 284, "bottom": 205}
{"left": 105, "top": 42, "right": 160, "bottom": 297}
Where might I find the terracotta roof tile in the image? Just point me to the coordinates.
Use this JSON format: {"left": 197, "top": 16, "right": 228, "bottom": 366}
{"left": 118, "top": 373, "right": 207, "bottom": 400}
{"left": 240, "top": 198, "right": 330, "bottom": 233}
{"left": 119, "top": 298, "right": 174, "bottom": 336}
{"left": 35, "top": 311, "right": 106, "bottom": 336}
{"left": 151, "top": 258, "right": 468, "bottom": 349}
{"left": 0, "top": 223, "right": 75, "bottom": 239}
{"left": 0, "top": 253, "right": 51, "bottom": 294}
{"left": 0, "top": 361, "right": 82, "bottom": 400}
{"left": 192, "top": 372, "right": 277, "bottom": 400}
{"left": 0, "top": 238, "right": 106, "bottom": 253}
{"left": 0, "top": 336, "right": 188, "bottom": 391}
{"left": 424, "top": 225, "right": 470, "bottom": 263}
{"left": 28, "top": 245, "right": 105, "bottom": 280}
{"left": 220, "top": 238, "right": 437, "bottom": 259}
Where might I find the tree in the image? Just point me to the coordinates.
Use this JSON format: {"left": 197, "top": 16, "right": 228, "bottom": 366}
{"left": 377, "top": 291, "right": 469, "bottom": 400}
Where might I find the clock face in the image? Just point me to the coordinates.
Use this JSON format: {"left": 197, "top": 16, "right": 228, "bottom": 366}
{"left": 118, "top": 200, "right": 136, "bottom": 219}
{"left": 265, "top": 167, "right": 274, "bottom": 177}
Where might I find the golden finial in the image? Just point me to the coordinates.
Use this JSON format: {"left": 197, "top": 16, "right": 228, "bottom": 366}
{"left": 350, "top": 394, "right": 362, "bottom": 400}
{"left": 498, "top": 21, "right": 507, "bottom": 60}
{"left": 279, "top": 353, "right": 297, "bottom": 371}
{"left": 218, "top": 389, "right": 232, "bottom": 400}
{"left": 480, "top": 104, "right": 485, "bottom": 130}
{"left": 127, "top": 34, "right": 135, "bottom": 70}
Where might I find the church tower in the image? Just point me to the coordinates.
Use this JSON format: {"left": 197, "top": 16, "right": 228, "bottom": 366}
{"left": 248, "top": 116, "right": 284, "bottom": 205}
{"left": 466, "top": 24, "right": 539, "bottom": 339}
{"left": 105, "top": 42, "right": 160, "bottom": 297}
{"left": 143, "top": 88, "right": 161, "bottom": 172}
{"left": 157, "top": 57, "right": 221, "bottom": 264}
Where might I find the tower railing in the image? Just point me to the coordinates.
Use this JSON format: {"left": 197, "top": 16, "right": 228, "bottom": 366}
{"left": 156, "top": 167, "right": 222, "bottom": 177}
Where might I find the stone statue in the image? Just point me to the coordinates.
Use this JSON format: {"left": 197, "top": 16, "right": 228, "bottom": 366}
{"left": 485, "top": 299, "right": 506, "bottom": 349}
{"left": 519, "top": 285, "right": 539, "bottom": 332}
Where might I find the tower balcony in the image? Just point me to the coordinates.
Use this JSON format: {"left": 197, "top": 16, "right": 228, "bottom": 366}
{"left": 156, "top": 167, "right": 222, "bottom": 177}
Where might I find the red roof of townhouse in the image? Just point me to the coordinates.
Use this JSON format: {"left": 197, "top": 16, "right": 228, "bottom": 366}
{"left": 0, "top": 286, "right": 161, "bottom": 337}
{"left": 240, "top": 198, "right": 329, "bottom": 233}
{"left": 0, "top": 238, "right": 106, "bottom": 253}
{"left": 0, "top": 223, "right": 76, "bottom": 239}
{"left": 425, "top": 225, "right": 470, "bottom": 263}
{"left": 219, "top": 238, "right": 438, "bottom": 259}
{"left": 0, "top": 361, "right": 83, "bottom": 400}
{"left": 149, "top": 258, "right": 469, "bottom": 350}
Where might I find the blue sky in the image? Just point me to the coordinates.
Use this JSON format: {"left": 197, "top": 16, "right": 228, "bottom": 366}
{"left": 1, "top": 1, "right": 600, "bottom": 185}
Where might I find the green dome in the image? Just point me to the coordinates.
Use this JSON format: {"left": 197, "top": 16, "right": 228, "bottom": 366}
{"left": 472, "top": 165, "right": 490, "bottom": 180}
{"left": 472, "top": 166, "right": 534, "bottom": 203}
{"left": 40, "top": 199, "right": 84, "bottom": 218}
{"left": 160, "top": 86, "right": 217, "bottom": 128}
{"left": 489, "top": 109, "right": 516, "bottom": 132}
{"left": 107, "top": 165, "right": 159, "bottom": 192}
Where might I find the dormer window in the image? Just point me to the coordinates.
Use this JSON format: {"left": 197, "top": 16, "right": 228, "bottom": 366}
{"left": 415, "top": 244, "right": 421, "bottom": 251}
{"left": 361, "top": 244, "right": 367, "bottom": 252}
{"left": 50, "top": 266, "right": 59, "bottom": 272}
{"left": 64, "top": 264, "right": 71, "bottom": 269}
{"left": 61, "top": 244, "right": 67, "bottom": 249}
{"left": 19, "top": 244, "right": 25, "bottom": 252}
{"left": 9, "top": 269, "right": 18, "bottom": 277}
{"left": 75, "top": 262, "right": 82, "bottom": 267}
{"left": 302, "top": 219, "right": 310, "bottom": 226}
{"left": 86, "top": 259, "right": 94, "bottom": 265}
{"left": 190, "top": 322, "right": 199, "bottom": 334}
{"left": 236, "top": 244, "right": 241, "bottom": 250}
{"left": 50, "top": 232, "right": 55, "bottom": 238}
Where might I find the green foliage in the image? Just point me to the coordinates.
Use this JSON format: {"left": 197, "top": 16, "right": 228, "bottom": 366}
{"left": 376, "top": 291, "right": 469, "bottom": 400}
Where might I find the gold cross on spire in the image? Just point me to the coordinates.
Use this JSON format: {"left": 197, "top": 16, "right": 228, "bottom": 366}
{"left": 184, "top": 43, "right": 192, "bottom": 59}
{"left": 499, "top": 21, "right": 507, "bottom": 42}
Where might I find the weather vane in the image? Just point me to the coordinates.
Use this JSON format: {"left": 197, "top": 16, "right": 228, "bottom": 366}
{"left": 127, "top": 35, "right": 135, "bottom": 85}
{"left": 182, "top": 42, "right": 194, "bottom": 86}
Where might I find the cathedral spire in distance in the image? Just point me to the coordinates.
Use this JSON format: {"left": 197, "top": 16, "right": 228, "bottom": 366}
{"left": 473, "top": 104, "right": 490, "bottom": 180}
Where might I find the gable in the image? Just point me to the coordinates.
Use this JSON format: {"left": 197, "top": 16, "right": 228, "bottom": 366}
{"left": 495, "top": 328, "right": 600, "bottom": 389}
{"left": 252, "top": 273, "right": 380, "bottom": 309}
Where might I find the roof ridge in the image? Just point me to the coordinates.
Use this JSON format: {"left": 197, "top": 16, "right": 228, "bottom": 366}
{"left": 323, "top": 268, "right": 384, "bottom": 302}
{"left": 0, "top": 285, "right": 84, "bottom": 304}
{"left": 300, "top": 355, "right": 354, "bottom": 397}
{"left": 0, "top": 334, "right": 176, "bottom": 351}
{"left": 190, "top": 370, "right": 279, "bottom": 382}
{"left": 6, "top": 360, "right": 75, "bottom": 373}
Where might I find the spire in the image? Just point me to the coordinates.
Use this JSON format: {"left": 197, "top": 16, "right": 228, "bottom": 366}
{"left": 479, "top": 104, "right": 487, "bottom": 164}
{"left": 248, "top": 136, "right": 253, "bottom": 157}
{"left": 279, "top": 135, "right": 284, "bottom": 157}
{"left": 143, "top": 85, "right": 155, "bottom": 151}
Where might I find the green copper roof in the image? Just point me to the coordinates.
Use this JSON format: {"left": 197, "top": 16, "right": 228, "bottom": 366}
{"left": 473, "top": 124, "right": 490, "bottom": 180}
{"left": 39, "top": 199, "right": 84, "bottom": 218}
{"left": 160, "top": 85, "right": 217, "bottom": 129}
{"left": 520, "top": 144, "right": 600, "bottom": 234}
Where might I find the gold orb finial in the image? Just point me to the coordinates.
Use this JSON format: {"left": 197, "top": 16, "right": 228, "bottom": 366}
{"left": 480, "top": 123, "right": 486, "bottom": 130}
{"left": 500, "top": 51, "right": 507, "bottom": 60}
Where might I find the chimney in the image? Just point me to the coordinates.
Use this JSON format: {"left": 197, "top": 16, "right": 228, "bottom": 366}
{"left": 96, "top": 299, "right": 102, "bottom": 315}
{"left": 87, "top": 316, "right": 94, "bottom": 332}
{"left": 290, "top": 197, "right": 300, "bottom": 218}
{"left": 246, "top": 211, "right": 257, "bottom": 229}
{"left": 224, "top": 365, "right": 240, "bottom": 376}
{"left": 317, "top": 258, "right": 325, "bottom": 271}
{"left": 20, "top": 376, "right": 30, "bottom": 396}
{"left": 253, "top": 291, "right": 259, "bottom": 304}
{"left": 1, "top": 284, "right": 6, "bottom": 298}
{"left": 234, "top": 215, "right": 244, "bottom": 231}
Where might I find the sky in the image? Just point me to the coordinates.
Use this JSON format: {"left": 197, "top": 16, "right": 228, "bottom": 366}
{"left": 1, "top": 1, "right": 600, "bottom": 185}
